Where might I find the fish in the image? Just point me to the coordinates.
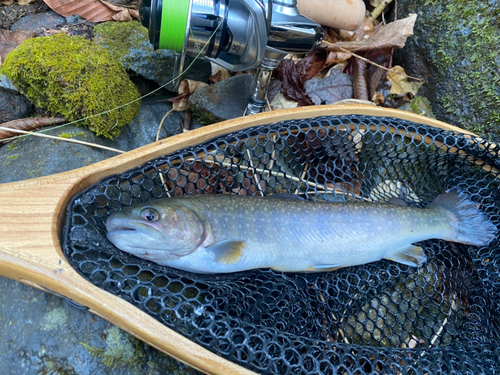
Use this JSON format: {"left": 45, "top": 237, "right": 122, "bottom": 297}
{"left": 105, "top": 190, "right": 497, "bottom": 274}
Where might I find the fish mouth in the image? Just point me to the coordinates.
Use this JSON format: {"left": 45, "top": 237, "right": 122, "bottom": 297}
{"left": 111, "top": 226, "right": 137, "bottom": 232}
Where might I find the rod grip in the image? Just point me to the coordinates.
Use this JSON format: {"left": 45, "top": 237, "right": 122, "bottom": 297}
{"left": 296, "top": 0, "right": 366, "bottom": 31}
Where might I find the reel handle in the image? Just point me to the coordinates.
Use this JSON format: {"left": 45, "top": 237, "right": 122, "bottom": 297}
{"left": 297, "top": 0, "right": 366, "bottom": 31}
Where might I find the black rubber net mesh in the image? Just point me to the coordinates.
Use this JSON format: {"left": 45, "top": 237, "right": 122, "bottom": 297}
{"left": 62, "top": 115, "right": 500, "bottom": 374}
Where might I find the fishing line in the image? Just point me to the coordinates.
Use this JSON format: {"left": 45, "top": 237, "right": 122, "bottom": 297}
{"left": 1, "top": 21, "right": 223, "bottom": 144}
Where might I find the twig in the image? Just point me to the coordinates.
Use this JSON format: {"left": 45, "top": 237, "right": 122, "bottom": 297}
{"left": 0, "top": 127, "right": 125, "bottom": 154}
{"left": 370, "top": 0, "right": 394, "bottom": 20}
{"left": 156, "top": 109, "right": 174, "bottom": 142}
{"left": 0, "top": 117, "right": 68, "bottom": 142}
{"left": 156, "top": 110, "right": 174, "bottom": 197}
{"left": 322, "top": 43, "right": 424, "bottom": 82}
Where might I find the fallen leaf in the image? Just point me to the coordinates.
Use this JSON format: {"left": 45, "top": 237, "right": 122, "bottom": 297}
{"left": 112, "top": 9, "right": 133, "bottom": 21}
{"left": 0, "top": 117, "right": 67, "bottom": 142}
{"left": 268, "top": 92, "right": 298, "bottom": 111}
{"left": 167, "top": 79, "right": 208, "bottom": 111}
{"left": 17, "top": 0, "right": 37, "bottom": 4}
{"left": 0, "top": 29, "right": 35, "bottom": 68}
{"left": 325, "top": 51, "right": 352, "bottom": 68}
{"left": 1, "top": 0, "right": 14, "bottom": 4}
{"left": 209, "top": 62, "right": 231, "bottom": 84}
{"left": 353, "top": 58, "right": 368, "bottom": 101}
{"left": 102, "top": 0, "right": 140, "bottom": 20}
{"left": 274, "top": 59, "right": 314, "bottom": 106}
{"left": 387, "top": 65, "right": 423, "bottom": 96}
{"left": 43, "top": 0, "right": 139, "bottom": 22}
{"left": 296, "top": 49, "right": 327, "bottom": 82}
{"left": 324, "top": 14, "right": 417, "bottom": 52}
{"left": 304, "top": 69, "right": 353, "bottom": 105}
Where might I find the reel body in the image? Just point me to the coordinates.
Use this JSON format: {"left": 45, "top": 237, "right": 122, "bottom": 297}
{"left": 140, "top": 0, "right": 362, "bottom": 114}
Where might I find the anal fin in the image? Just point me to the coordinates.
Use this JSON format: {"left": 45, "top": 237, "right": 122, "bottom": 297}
{"left": 384, "top": 244, "right": 426, "bottom": 267}
{"left": 307, "top": 263, "right": 343, "bottom": 272}
{"left": 206, "top": 240, "right": 246, "bottom": 264}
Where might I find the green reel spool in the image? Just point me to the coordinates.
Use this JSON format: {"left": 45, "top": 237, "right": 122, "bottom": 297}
{"left": 158, "top": 0, "right": 190, "bottom": 51}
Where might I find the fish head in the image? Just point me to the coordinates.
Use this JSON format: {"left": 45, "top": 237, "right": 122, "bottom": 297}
{"left": 105, "top": 199, "right": 207, "bottom": 262}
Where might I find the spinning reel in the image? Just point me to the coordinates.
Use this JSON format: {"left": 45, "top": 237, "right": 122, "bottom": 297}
{"left": 140, "top": 0, "right": 365, "bottom": 115}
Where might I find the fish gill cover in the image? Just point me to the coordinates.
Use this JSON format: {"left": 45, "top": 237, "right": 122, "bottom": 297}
{"left": 62, "top": 115, "right": 500, "bottom": 374}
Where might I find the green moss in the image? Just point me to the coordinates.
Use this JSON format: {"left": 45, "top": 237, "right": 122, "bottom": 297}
{"left": 422, "top": 0, "right": 500, "bottom": 137}
{"left": 191, "top": 107, "right": 221, "bottom": 126}
{"left": 6, "top": 140, "right": 19, "bottom": 151}
{"left": 406, "top": 96, "right": 435, "bottom": 118}
{"left": 58, "top": 131, "right": 86, "bottom": 139}
{"left": 0, "top": 34, "right": 140, "bottom": 139}
{"left": 3, "top": 153, "right": 19, "bottom": 166}
{"left": 93, "top": 21, "right": 150, "bottom": 64}
{"left": 79, "top": 327, "right": 144, "bottom": 371}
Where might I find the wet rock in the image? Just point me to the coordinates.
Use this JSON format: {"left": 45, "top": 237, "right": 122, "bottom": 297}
{"left": 0, "top": 277, "right": 200, "bottom": 375}
{"left": 0, "top": 89, "right": 33, "bottom": 124}
{"left": 394, "top": 1, "right": 500, "bottom": 138}
{"left": 11, "top": 10, "right": 65, "bottom": 35}
{"left": 188, "top": 74, "right": 255, "bottom": 125}
{"left": 0, "top": 1, "right": 50, "bottom": 30}
{"left": 0, "top": 98, "right": 181, "bottom": 183}
{"left": 93, "top": 21, "right": 211, "bottom": 90}
{"left": 0, "top": 75, "right": 18, "bottom": 92}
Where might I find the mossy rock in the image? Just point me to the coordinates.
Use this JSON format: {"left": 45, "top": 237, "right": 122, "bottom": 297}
{"left": 395, "top": 1, "right": 500, "bottom": 139}
{"left": 0, "top": 33, "right": 140, "bottom": 138}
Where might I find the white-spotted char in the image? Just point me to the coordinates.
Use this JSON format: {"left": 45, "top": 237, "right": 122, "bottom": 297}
{"left": 105, "top": 190, "right": 497, "bottom": 273}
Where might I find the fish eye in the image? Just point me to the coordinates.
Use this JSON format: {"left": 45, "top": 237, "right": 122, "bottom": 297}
{"left": 141, "top": 208, "right": 160, "bottom": 222}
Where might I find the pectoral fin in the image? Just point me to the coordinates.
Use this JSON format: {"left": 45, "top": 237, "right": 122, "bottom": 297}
{"left": 206, "top": 240, "right": 246, "bottom": 264}
{"left": 384, "top": 244, "right": 426, "bottom": 267}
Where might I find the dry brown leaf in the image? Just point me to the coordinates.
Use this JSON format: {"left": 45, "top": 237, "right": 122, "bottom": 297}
{"left": 209, "top": 62, "right": 231, "bottom": 84}
{"left": 387, "top": 65, "right": 423, "bottom": 96}
{"left": 0, "top": 117, "right": 67, "bottom": 142}
{"left": 268, "top": 92, "right": 298, "bottom": 111}
{"left": 325, "top": 51, "right": 352, "bottom": 68}
{"left": 43, "top": 0, "right": 138, "bottom": 22}
{"left": 112, "top": 9, "right": 133, "bottom": 21}
{"left": 17, "top": 0, "right": 37, "bottom": 4}
{"left": 168, "top": 79, "right": 208, "bottom": 111}
{"left": 0, "top": 29, "right": 35, "bottom": 68}
{"left": 1, "top": 0, "right": 14, "bottom": 4}
{"left": 102, "top": 0, "right": 140, "bottom": 20}
{"left": 324, "top": 14, "right": 417, "bottom": 52}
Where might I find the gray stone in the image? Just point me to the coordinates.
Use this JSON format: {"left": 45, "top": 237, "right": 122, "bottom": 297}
{"left": 0, "top": 278, "right": 200, "bottom": 375}
{"left": 93, "top": 22, "right": 211, "bottom": 90}
{"left": 394, "top": 1, "right": 500, "bottom": 138}
{"left": 188, "top": 74, "right": 255, "bottom": 125}
{"left": 0, "top": 75, "right": 18, "bottom": 93}
{"left": 11, "top": 10, "right": 65, "bottom": 35}
{"left": 0, "top": 98, "right": 199, "bottom": 374}
{"left": 0, "top": 89, "right": 33, "bottom": 124}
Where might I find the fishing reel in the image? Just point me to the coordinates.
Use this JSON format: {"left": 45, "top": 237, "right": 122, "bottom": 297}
{"left": 140, "top": 0, "right": 365, "bottom": 115}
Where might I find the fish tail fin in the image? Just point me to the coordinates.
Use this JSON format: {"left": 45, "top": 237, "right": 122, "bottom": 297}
{"left": 429, "top": 189, "right": 497, "bottom": 246}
